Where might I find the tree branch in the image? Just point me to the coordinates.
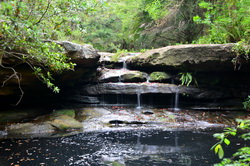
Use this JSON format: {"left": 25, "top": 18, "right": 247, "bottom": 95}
{"left": 0, "top": 61, "right": 24, "bottom": 106}
{"left": 34, "top": 0, "right": 52, "bottom": 25}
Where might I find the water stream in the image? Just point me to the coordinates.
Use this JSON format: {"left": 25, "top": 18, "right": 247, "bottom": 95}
{"left": 136, "top": 91, "right": 142, "bottom": 109}
{"left": 174, "top": 89, "right": 180, "bottom": 111}
{"left": 122, "top": 60, "right": 127, "bottom": 70}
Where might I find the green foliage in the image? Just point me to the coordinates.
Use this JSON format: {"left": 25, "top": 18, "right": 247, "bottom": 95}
{"left": 145, "top": 0, "right": 168, "bottom": 20}
{"left": 0, "top": 0, "right": 93, "bottom": 92}
{"left": 232, "top": 40, "right": 250, "bottom": 69}
{"left": 193, "top": 0, "right": 250, "bottom": 44}
{"left": 243, "top": 96, "right": 250, "bottom": 110}
{"left": 179, "top": 72, "right": 193, "bottom": 86}
{"left": 212, "top": 119, "right": 250, "bottom": 165}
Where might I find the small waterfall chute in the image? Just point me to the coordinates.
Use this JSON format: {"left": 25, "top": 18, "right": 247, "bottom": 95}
{"left": 136, "top": 91, "right": 142, "bottom": 109}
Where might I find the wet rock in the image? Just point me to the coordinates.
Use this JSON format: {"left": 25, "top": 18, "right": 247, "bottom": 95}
{"left": 7, "top": 123, "right": 54, "bottom": 135}
{"left": 81, "top": 83, "right": 228, "bottom": 99}
{"left": 128, "top": 44, "right": 248, "bottom": 71}
{"left": 98, "top": 68, "right": 147, "bottom": 83}
{"left": 48, "top": 115, "right": 82, "bottom": 130}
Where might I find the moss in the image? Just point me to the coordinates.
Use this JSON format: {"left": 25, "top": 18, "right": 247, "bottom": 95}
{"left": 52, "top": 109, "right": 75, "bottom": 118}
{"left": 149, "top": 72, "right": 171, "bottom": 82}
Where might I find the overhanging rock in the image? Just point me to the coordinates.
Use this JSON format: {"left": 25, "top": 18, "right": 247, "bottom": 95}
{"left": 81, "top": 83, "right": 228, "bottom": 99}
{"left": 127, "top": 44, "right": 250, "bottom": 71}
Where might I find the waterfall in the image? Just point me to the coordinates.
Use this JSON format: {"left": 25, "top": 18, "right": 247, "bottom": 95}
{"left": 136, "top": 91, "right": 142, "bottom": 109}
{"left": 122, "top": 60, "right": 127, "bottom": 70}
{"left": 146, "top": 75, "right": 150, "bottom": 83}
{"left": 174, "top": 89, "right": 180, "bottom": 111}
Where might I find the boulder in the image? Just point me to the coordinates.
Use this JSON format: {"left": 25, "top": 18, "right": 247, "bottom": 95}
{"left": 48, "top": 115, "right": 83, "bottom": 130}
{"left": 128, "top": 44, "right": 245, "bottom": 71}
{"left": 57, "top": 41, "right": 100, "bottom": 67}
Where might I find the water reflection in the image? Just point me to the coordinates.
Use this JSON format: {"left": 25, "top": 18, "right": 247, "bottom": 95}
{"left": 0, "top": 129, "right": 239, "bottom": 166}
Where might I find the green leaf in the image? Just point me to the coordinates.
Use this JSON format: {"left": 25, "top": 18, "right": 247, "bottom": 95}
{"left": 193, "top": 15, "right": 201, "bottom": 22}
{"left": 218, "top": 146, "right": 224, "bottom": 159}
{"left": 224, "top": 138, "right": 230, "bottom": 145}
{"left": 215, "top": 144, "right": 221, "bottom": 154}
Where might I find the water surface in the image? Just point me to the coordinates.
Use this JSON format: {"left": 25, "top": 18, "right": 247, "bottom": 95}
{"left": 0, "top": 129, "right": 242, "bottom": 166}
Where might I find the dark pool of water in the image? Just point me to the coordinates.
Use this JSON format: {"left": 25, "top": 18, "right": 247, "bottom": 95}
{"left": 0, "top": 129, "right": 243, "bottom": 166}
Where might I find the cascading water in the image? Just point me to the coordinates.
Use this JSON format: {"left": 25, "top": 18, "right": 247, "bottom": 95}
{"left": 122, "top": 60, "right": 127, "bottom": 70}
{"left": 170, "top": 78, "right": 180, "bottom": 110}
{"left": 174, "top": 89, "right": 180, "bottom": 111}
{"left": 146, "top": 75, "right": 150, "bottom": 83}
{"left": 136, "top": 91, "right": 142, "bottom": 109}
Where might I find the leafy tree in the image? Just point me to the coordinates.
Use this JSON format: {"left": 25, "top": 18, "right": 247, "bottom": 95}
{"left": 0, "top": 0, "right": 95, "bottom": 104}
{"left": 193, "top": 0, "right": 250, "bottom": 44}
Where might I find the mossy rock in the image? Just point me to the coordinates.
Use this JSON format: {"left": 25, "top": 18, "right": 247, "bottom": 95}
{"left": 49, "top": 115, "right": 82, "bottom": 130}
{"left": 121, "top": 71, "right": 147, "bottom": 82}
{"left": 51, "top": 109, "right": 75, "bottom": 118}
{"left": 149, "top": 72, "right": 172, "bottom": 82}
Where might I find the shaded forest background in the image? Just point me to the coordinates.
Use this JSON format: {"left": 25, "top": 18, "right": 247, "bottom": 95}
{"left": 1, "top": 0, "right": 249, "bottom": 52}
{"left": 0, "top": 0, "right": 249, "bottom": 92}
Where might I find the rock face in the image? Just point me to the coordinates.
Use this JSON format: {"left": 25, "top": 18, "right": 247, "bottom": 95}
{"left": 0, "top": 41, "right": 100, "bottom": 106}
{"left": 1, "top": 43, "right": 249, "bottom": 109}
{"left": 81, "top": 83, "right": 228, "bottom": 99}
{"left": 128, "top": 44, "right": 243, "bottom": 71}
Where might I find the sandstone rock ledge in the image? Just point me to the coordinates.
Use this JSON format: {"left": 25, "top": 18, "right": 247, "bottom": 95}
{"left": 81, "top": 83, "right": 227, "bottom": 99}
{"left": 127, "top": 44, "right": 250, "bottom": 71}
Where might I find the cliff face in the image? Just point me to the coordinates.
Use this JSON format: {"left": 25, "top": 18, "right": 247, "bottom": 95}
{"left": 0, "top": 41, "right": 100, "bottom": 107}
{"left": 1, "top": 42, "right": 249, "bottom": 109}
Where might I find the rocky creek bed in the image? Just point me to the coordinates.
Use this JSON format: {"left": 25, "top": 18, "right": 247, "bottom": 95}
{"left": 0, "top": 106, "right": 249, "bottom": 165}
{"left": 0, "top": 106, "right": 249, "bottom": 138}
